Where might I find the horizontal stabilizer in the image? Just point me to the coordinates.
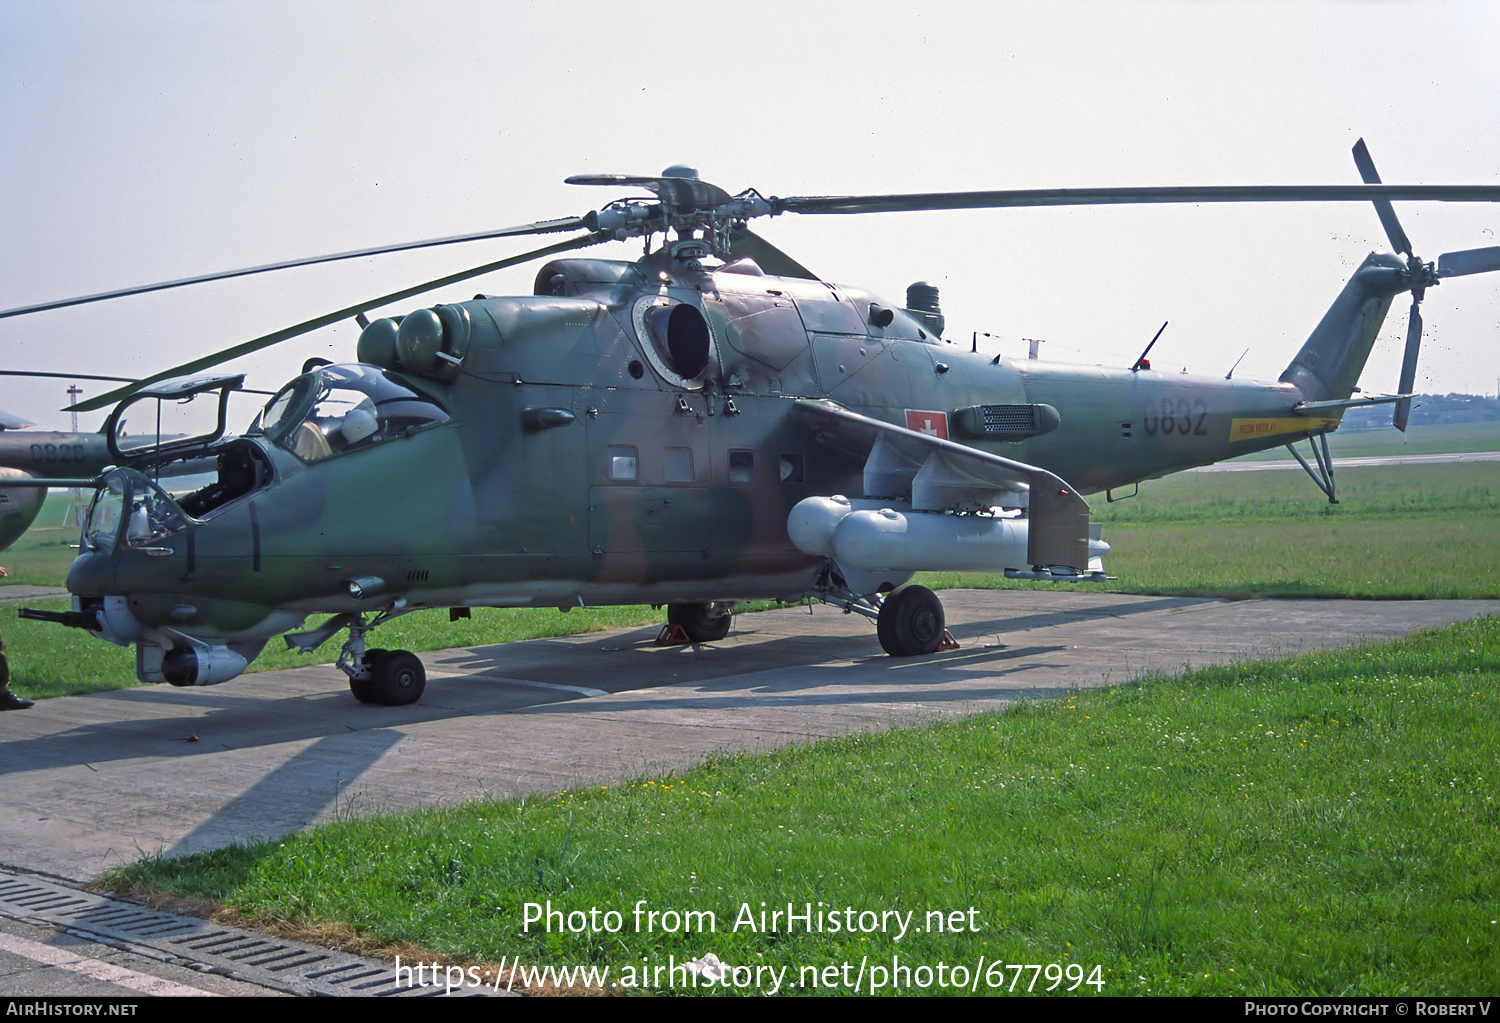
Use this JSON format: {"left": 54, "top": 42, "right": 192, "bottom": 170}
{"left": 1293, "top": 394, "right": 1407, "bottom": 412}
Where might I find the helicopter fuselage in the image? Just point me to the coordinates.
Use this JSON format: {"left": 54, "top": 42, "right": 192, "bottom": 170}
{"left": 57, "top": 247, "right": 1385, "bottom": 687}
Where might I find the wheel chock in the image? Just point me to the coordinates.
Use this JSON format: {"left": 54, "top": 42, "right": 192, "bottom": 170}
{"left": 655, "top": 623, "right": 692, "bottom": 647}
{"left": 937, "top": 629, "right": 960, "bottom": 652}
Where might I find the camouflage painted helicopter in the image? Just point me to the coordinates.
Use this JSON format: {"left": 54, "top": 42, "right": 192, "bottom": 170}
{"left": 10, "top": 141, "right": 1500, "bottom": 705}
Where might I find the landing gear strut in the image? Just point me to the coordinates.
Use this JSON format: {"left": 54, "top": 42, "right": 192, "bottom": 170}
{"left": 810, "top": 565, "right": 955, "bottom": 658}
{"left": 283, "top": 606, "right": 426, "bottom": 705}
{"left": 335, "top": 616, "right": 425, "bottom": 706}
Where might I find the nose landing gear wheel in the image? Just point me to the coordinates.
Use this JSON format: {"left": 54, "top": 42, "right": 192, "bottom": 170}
{"left": 876, "top": 584, "right": 945, "bottom": 657}
{"left": 372, "top": 650, "right": 426, "bottom": 705}
{"left": 349, "top": 648, "right": 426, "bottom": 705}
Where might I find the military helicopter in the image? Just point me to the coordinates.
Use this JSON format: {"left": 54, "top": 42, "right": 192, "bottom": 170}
{"left": 10, "top": 140, "right": 1500, "bottom": 705}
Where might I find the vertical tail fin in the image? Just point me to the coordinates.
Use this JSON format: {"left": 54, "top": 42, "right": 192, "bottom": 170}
{"left": 1279, "top": 253, "right": 1404, "bottom": 404}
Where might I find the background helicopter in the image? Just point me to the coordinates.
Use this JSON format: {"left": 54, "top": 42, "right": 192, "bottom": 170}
{"left": 0, "top": 409, "right": 63, "bottom": 551}
{"left": 0, "top": 376, "right": 134, "bottom": 551}
{"left": 8, "top": 142, "right": 1500, "bottom": 704}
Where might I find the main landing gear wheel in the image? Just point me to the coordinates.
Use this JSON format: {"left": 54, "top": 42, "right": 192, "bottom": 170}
{"left": 667, "top": 602, "right": 733, "bottom": 642}
{"left": 876, "top": 584, "right": 945, "bottom": 657}
{"left": 349, "top": 648, "right": 426, "bottom": 705}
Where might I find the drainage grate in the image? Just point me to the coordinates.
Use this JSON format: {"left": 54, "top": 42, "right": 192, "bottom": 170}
{"left": 0, "top": 871, "right": 501, "bottom": 997}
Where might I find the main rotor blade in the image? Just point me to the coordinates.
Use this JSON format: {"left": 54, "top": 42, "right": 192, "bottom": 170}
{"left": 1437, "top": 245, "right": 1500, "bottom": 278}
{"left": 68, "top": 231, "right": 607, "bottom": 413}
{"left": 774, "top": 183, "right": 1500, "bottom": 217}
{"left": 0, "top": 370, "right": 138, "bottom": 384}
{"left": 1393, "top": 299, "right": 1423, "bottom": 433}
{"left": 726, "top": 226, "right": 820, "bottom": 280}
{"left": 0, "top": 217, "right": 589, "bottom": 322}
{"left": 1350, "top": 138, "right": 1414, "bottom": 257}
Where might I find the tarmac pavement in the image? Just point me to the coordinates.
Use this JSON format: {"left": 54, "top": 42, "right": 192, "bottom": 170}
{"left": 1, "top": 590, "right": 1494, "bottom": 883}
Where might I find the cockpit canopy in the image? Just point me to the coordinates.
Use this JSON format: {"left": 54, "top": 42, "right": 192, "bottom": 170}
{"left": 83, "top": 470, "right": 189, "bottom": 553}
{"left": 253, "top": 364, "right": 450, "bottom": 463}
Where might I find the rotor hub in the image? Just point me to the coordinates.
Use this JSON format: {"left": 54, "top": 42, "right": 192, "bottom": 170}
{"left": 1403, "top": 253, "right": 1439, "bottom": 302}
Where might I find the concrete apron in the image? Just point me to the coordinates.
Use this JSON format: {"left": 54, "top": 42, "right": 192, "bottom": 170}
{"left": 2, "top": 590, "right": 1494, "bottom": 882}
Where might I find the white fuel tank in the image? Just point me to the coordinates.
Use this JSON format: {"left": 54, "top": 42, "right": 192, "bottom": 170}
{"left": 788, "top": 495, "right": 1032, "bottom": 573}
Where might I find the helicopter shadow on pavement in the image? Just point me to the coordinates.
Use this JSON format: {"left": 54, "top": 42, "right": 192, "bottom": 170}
{"left": 0, "top": 587, "right": 1412, "bottom": 785}
{"left": 430, "top": 623, "right": 1071, "bottom": 701}
{"left": 2, "top": 596, "right": 1093, "bottom": 783}
{"left": 0, "top": 620, "right": 1050, "bottom": 784}
{"left": 426, "top": 591, "right": 1202, "bottom": 706}
{"left": 494, "top": 644, "right": 1080, "bottom": 723}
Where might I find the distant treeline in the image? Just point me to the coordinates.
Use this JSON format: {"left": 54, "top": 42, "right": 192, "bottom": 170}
{"left": 1341, "top": 393, "right": 1500, "bottom": 430}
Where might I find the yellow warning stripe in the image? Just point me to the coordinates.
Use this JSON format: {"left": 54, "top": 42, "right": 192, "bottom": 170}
{"left": 1229, "top": 417, "right": 1340, "bottom": 442}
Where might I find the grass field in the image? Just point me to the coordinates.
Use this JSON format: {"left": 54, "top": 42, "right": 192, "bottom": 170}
{"left": 922, "top": 460, "right": 1500, "bottom": 600}
{"left": 1225, "top": 419, "right": 1500, "bottom": 460}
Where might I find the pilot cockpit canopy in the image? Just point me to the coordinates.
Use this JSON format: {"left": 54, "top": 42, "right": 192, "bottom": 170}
{"left": 254, "top": 364, "right": 450, "bottom": 463}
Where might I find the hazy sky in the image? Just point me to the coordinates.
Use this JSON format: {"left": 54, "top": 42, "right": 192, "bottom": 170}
{"left": 3, "top": 0, "right": 1499, "bottom": 431}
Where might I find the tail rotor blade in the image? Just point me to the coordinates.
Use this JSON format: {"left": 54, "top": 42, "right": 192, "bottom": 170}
{"left": 1352, "top": 138, "right": 1414, "bottom": 257}
{"left": 1393, "top": 299, "right": 1423, "bottom": 433}
{"left": 1437, "top": 245, "right": 1500, "bottom": 278}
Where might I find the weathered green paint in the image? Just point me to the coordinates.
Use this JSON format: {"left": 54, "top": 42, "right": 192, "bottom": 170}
{"left": 51, "top": 241, "right": 1424, "bottom": 682}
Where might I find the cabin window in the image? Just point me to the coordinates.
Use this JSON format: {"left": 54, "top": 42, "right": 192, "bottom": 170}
{"left": 83, "top": 471, "right": 189, "bottom": 552}
{"left": 608, "top": 445, "right": 639, "bottom": 481}
{"left": 779, "top": 453, "right": 805, "bottom": 483}
{"left": 728, "top": 449, "right": 754, "bottom": 484}
{"left": 84, "top": 477, "right": 127, "bottom": 551}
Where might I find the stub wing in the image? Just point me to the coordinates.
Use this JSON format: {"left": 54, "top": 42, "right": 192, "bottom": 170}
{"left": 792, "top": 399, "right": 1091, "bottom": 572}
